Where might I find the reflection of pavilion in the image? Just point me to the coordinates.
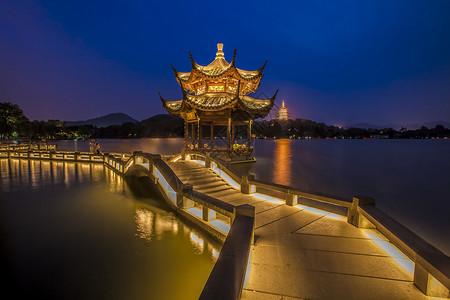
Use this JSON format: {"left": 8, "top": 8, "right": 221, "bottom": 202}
{"left": 273, "top": 139, "right": 292, "bottom": 186}
{"left": 160, "top": 43, "right": 277, "bottom": 162}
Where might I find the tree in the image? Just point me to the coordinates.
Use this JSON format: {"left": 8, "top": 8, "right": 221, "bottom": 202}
{"left": 0, "top": 102, "right": 29, "bottom": 138}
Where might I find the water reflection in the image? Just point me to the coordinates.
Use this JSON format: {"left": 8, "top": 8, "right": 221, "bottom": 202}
{"left": 190, "top": 232, "right": 205, "bottom": 253}
{"left": 253, "top": 139, "right": 450, "bottom": 256}
{"left": 135, "top": 208, "right": 155, "bottom": 240}
{"left": 53, "top": 138, "right": 185, "bottom": 155}
{"left": 133, "top": 207, "right": 220, "bottom": 260}
{"left": 1, "top": 159, "right": 108, "bottom": 192}
{"left": 273, "top": 139, "right": 292, "bottom": 186}
{"left": 1, "top": 158, "right": 219, "bottom": 299}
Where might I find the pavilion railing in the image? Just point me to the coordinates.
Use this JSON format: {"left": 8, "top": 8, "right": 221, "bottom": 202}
{"left": 0, "top": 148, "right": 255, "bottom": 300}
{"left": 177, "top": 149, "right": 450, "bottom": 298}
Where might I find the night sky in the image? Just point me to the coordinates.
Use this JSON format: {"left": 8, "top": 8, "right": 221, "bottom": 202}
{"left": 1, "top": 0, "right": 450, "bottom": 126}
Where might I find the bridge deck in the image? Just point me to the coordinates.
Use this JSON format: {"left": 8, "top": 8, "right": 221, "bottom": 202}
{"left": 169, "top": 160, "right": 427, "bottom": 299}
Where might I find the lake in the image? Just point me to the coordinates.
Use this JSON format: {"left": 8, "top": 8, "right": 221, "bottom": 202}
{"left": 0, "top": 158, "right": 219, "bottom": 299}
{"left": 52, "top": 138, "right": 450, "bottom": 255}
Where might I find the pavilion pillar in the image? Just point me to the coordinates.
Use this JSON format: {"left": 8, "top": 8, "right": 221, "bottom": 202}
{"left": 247, "top": 120, "right": 252, "bottom": 148}
{"left": 191, "top": 123, "right": 196, "bottom": 148}
{"left": 184, "top": 121, "right": 189, "bottom": 149}
{"left": 226, "top": 118, "right": 231, "bottom": 150}
{"left": 232, "top": 124, "right": 236, "bottom": 146}
{"left": 198, "top": 121, "right": 203, "bottom": 149}
{"left": 210, "top": 123, "right": 214, "bottom": 149}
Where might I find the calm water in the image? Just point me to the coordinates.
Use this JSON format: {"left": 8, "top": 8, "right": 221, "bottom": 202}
{"left": 51, "top": 138, "right": 450, "bottom": 255}
{"left": 0, "top": 158, "right": 218, "bottom": 299}
{"left": 252, "top": 139, "right": 450, "bottom": 256}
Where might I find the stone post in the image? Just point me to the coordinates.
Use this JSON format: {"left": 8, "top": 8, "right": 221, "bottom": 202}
{"left": 202, "top": 205, "right": 210, "bottom": 222}
{"left": 347, "top": 195, "right": 376, "bottom": 228}
{"left": 234, "top": 204, "right": 256, "bottom": 245}
{"left": 177, "top": 184, "right": 193, "bottom": 209}
{"left": 240, "top": 175, "right": 255, "bottom": 194}
{"left": 286, "top": 191, "right": 297, "bottom": 206}
{"left": 414, "top": 264, "right": 449, "bottom": 297}
{"left": 205, "top": 152, "right": 212, "bottom": 168}
{"left": 132, "top": 151, "right": 141, "bottom": 164}
{"left": 150, "top": 154, "right": 161, "bottom": 182}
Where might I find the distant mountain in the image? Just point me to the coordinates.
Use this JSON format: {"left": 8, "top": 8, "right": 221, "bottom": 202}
{"left": 345, "top": 121, "right": 450, "bottom": 130}
{"left": 405, "top": 121, "right": 450, "bottom": 130}
{"left": 140, "top": 114, "right": 184, "bottom": 137}
{"left": 66, "top": 113, "right": 138, "bottom": 128}
{"left": 344, "top": 123, "right": 384, "bottom": 130}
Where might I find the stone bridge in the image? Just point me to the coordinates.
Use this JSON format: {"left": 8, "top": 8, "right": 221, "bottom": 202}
{"left": 1, "top": 147, "right": 449, "bottom": 299}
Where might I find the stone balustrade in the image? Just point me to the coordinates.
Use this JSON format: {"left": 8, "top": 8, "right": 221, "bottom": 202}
{"left": 1, "top": 148, "right": 255, "bottom": 299}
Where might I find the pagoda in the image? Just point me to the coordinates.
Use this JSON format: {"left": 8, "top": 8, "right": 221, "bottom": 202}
{"left": 159, "top": 43, "right": 277, "bottom": 160}
{"left": 277, "top": 101, "right": 289, "bottom": 120}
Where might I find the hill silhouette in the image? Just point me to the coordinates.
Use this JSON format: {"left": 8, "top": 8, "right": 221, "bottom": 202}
{"left": 66, "top": 113, "right": 138, "bottom": 128}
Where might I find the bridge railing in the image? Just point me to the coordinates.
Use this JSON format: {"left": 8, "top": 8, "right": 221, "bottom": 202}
{"left": 2, "top": 148, "right": 255, "bottom": 299}
{"left": 179, "top": 149, "right": 450, "bottom": 298}
{"left": 125, "top": 151, "right": 255, "bottom": 299}
{"left": 133, "top": 152, "right": 237, "bottom": 240}
{"left": 0, "top": 149, "right": 107, "bottom": 162}
{"left": 4, "top": 148, "right": 449, "bottom": 297}
{"left": 357, "top": 202, "right": 450, "bottom": 297}
{"left": 0, "top": 144, "right": 57, "bottom": 151}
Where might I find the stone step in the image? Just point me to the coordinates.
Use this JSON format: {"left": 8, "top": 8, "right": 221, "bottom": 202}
{"left": 184, "top": 176, "right": 223, "bottom": 185}
{"left": 177, "top": 172, "right": 211, "bottom": 178}
{"left": 190, "top": 181, "right": 225, "bottom": 189}
{"left": 197, "top": 185, "right": 233, "bottom": 194}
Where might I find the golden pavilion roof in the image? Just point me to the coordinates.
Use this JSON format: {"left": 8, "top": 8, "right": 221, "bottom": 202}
{"left": 160, "top": 87, "right": 277, "bottom": 120}
{"left": 170, "top": 43, "right": 267, "bottom": 96}
{"left": 160, "top": 43, "right": 277, "bottom": 120}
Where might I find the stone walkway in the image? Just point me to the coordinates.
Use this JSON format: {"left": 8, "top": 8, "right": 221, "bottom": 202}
{"left": 169, "top": 160, "right": 428, "bottom": 300}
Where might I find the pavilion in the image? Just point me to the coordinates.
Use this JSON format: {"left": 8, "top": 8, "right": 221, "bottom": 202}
{"left": 159, "top": 43, "right": 277, "bottom": 161}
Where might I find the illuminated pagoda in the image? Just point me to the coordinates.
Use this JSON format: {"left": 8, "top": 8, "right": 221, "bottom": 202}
{"left": 277, "top": 101, "right": 289, "bottom": 120}
{"left": 159, "top": 43, "right": 277, "bottom": 160}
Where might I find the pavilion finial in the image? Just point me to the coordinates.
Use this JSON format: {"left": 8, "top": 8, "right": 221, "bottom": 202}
{"left": 216, "top": 43, "right": 225, "bottom": 59}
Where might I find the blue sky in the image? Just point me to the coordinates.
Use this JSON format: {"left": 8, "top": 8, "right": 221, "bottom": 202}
{"left": 1, "top": 0, "right": 449, "bottom": 126}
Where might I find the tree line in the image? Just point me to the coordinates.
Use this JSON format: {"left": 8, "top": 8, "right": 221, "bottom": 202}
{"left": 251, "top": 119, "right": 450, "bottom": 139}
{"left": 0, "top": 102, "right": 184, "bottom": 140}
{"left": 1, "top": 102, "right": 449, "bottom": 140}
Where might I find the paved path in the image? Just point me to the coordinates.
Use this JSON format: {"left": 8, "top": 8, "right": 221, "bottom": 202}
{"left": 169, "top": 161, "right": 428, "bottom": 300}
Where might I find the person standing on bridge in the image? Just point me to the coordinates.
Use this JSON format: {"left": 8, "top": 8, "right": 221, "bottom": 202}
{"left": 89, "top": 139, "right": 95, "bottom": 153}
{"left": 95, "top": 141, "right": 101, "bottom": 154}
